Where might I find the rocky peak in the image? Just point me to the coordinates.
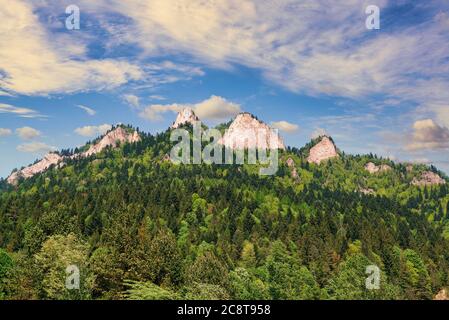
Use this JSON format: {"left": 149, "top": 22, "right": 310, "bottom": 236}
{"left": 307, "top": 136, "right": 338, "bottom": 164}
{"left": 286, "top": 157, "right": 299, "bottom": 180}
{"left": 82, "top": 126, "right": 141, "bottom": 157}
{"left": 411, "top": 171, "right": 446, "bottom": 186}
{"left": 7, "top": 126, "right": 141, "bottom": 185}
{"left": 218, "top": 112, "right": 285, "bottom": 150}
{"left": 365, "top": 162, "right": 392, "bottom": 174}
{"left": 172, "top": 107, "right": 199, "bottom": 129}
{"left": 7, "top": 153, "right": 64, "bottom": 185}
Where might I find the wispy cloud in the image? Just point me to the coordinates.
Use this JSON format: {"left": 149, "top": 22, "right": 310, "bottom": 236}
{"left": 0, "top": 103, "right": 45, "bottom": 118}
{"left": 0, "top": 1, "right": 142, "bottom": 96}
{"left": 17, "top": 142, "right": 56, "bottom": 154}
{"left": 271, "top": 121, "right": 299, "bottom": 133}
{"left": 122, "top": 94, "right": 140, "bottom": 108}
{"left": 149, "top": 95, "right": 166, "bottom": 101}
{"left": 76, "top": 105, "right": 96, "bottom": 116}
{"left": 6, "top": 0, "right": 447, "bottom": 118}
{"left": 74, "top": 124, "right": 112, "bottom": 137}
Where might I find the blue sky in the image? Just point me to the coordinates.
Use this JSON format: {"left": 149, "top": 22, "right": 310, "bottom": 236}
{"left": 1, "top": 0, "right": 449, "bottom": 178}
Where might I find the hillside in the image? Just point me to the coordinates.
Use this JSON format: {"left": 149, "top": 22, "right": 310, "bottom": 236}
{"left": 0, "top": 112, "right": 448, "bottom": 300}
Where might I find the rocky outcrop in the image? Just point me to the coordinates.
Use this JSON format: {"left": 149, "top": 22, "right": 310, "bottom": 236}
{"left": 286, "top": 157, "right": 299, "bottom": 180}
{"left": 411, "top": 171, "right": 446, "bottom": 186}
{"left": 81, "top": 127, "right": 141, "bottom": 157}
{"left": 219, "top": 113, "right": 285, "bottom": 150}
{"left": 365, "top": 162, "right": 392, "bottom": 174}
{"left": 359, "top": 187, "right": 375, "bottom": 195}
{"left": 307, "top": 136, "right": 338, "bottom": 164}
{"left": 7, "top": 127, "right": 140, "bottom": 185}
{"left": 434, "top": 289, "right": 449, "bottom": 300}
{"left": 172, "top": 107, "right": 199, "bottom": 129}
{"left": 7, "top": 153, "right": 64, "bottom": 185}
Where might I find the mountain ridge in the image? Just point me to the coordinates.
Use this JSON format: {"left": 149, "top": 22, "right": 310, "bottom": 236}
{"left": 1, "top": 110, "right": 449, "bottom": 300}
{"left": 3, "top": 110, "right": 448, "bottom": 186}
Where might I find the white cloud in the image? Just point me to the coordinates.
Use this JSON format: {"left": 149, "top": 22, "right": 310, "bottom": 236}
{"left": 16, "top": 127, "right": 41, "bottom": 140}
{"left": 122, "top": 94, "right": 140, "bottom": 108}
{"left": 139, "top": 104, "right": 183, "bottom": 121}
{"left": 149, "top": 95, "right": 166, "bottom": 101}
{"left": 406, "top": 119, "right": 449, "bottom": 151}
{"left": 0, "top": 0, "right": 143, "bottom": 95}
{"left": 0, "top": 103, "right": 45, "bottom": 118}
{"left": 17, "top": 142, "right": 56, "bottom": 154}
{"left": 74, "top": 124, "right": 112, "bottom": 137}
{"left": 0, "top": 128, "right": 12, "bottom": 137}
{"left": 139, "top": 95, "right": 241, "bottom": 122}
{"left": 17, "top": 0, "right": 449, "bottom": 117}
{"left": 194, "top": 96, "right": 241, "bottom": 120}
{"left": 76, "top": 105, "right": 96, "bottom": 116}
{"left": 270, "top": 121, "right": 299, "bottom": 133}
{"left": 59, "top": 1, "right": 448, "bottom": 109}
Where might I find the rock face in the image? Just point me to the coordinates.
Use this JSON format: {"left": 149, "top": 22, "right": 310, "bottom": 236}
{"left": 219, "top": 113, "right": 285, "bottom": 150}
{"left": 307, "top": 136, "right": 338, "bottom": 164}
{"left": 286, "top": 157, "right": 299, "bottom": 180}
{"left": 365, "top": 162, "right": 392, "bottom": 174}
{"left": 81, "top": 127, "right": 141, "bottom": 157}
{"left": 172, "top": 107, "right": 199, "bottom": 129}
{"left": 434, "top": 289, "right": 449, "bottom": 300}
{"left": 359, "top": 187, "right": 375, "bottom": 195}
{"left": 7, "top": 126, "right": 141, "bottom": 185}
{"left": 7, "top": 153, "right": 64, "bottom": 185}
{"left": 412, "top": 171, "right": 446, "bottom": 186}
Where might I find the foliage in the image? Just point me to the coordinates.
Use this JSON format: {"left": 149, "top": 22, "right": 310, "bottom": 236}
{"left": 0, "top": 126, "right": 448, "bottom": 300}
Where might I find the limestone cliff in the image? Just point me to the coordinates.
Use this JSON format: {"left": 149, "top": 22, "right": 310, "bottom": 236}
{"left": 218, "top": 113, "right": 285, "bottom": 150}
{"left": 307, "top": 136, "right": 338, "bottom": 164}
{"left": 7, "top": 153, "right": 64, "bottom": 185}
{"left": 171, "top": 107, "right": 199, "bottom": 129}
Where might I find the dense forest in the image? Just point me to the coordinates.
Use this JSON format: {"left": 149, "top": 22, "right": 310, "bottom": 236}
{"left": 0, "top": 124, "right": 449, "bottom": 300}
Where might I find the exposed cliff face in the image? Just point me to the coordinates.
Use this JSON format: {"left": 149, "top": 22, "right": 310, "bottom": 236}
{"left": 81, "top": 127, "right": 141, "bottom": 157}
{"left": 434, "top": 289, "right": 449, "bottom": 300}
{"left": 286, "top": 157, "right": 299, "bottom": 180}
{"left": 218, "top": 113, "right": 285, "bottom": 150}
{"left": 359, "top": 187, "right": 375, "bottom": 195}
{"left": 7, "top": 127, "right": 140, "bottom": 185}
{"left": 7, "top": 153, "right": 64, "bottom": 185}
{"left": 365, "top": 162, "right": 392, "bottom": 174}
{"left": 411, "top": 171, "right": 446, "bottom": 186}
{"left": 172, "top": 107, "right": 199, "bottom": 129}
{"left": 307, "top": 136, "right": 338, "bottom": 164}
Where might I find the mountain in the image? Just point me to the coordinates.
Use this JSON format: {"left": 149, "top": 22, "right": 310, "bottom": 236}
{"left": 6, "top": 153, "right": 64, "bottom": 185}
{"left": 6, "top": 125, "right": 140, "bottom": 185}
{"left": 1, "top": 110, "right": 449, "bottom": 301}
{"left": 171, "top": 107, "right": 199, "bottom": 129}
{"left": 306, "top": 136, "right": 338, "bottom": 164}
{"left": 78, "top": 126, "right": 141, "bottom": 157}
{"left": 218, "top": 112, "right": 285, "bottom": 150}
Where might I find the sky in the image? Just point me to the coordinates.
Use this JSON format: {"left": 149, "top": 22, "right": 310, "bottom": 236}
{"left": 0, "top": 0, "right": 449, "bottom": 178}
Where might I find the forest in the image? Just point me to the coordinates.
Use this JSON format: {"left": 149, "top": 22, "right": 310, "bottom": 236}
{"left": 0, "top": 124, "right": 448, "bottom": 300}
